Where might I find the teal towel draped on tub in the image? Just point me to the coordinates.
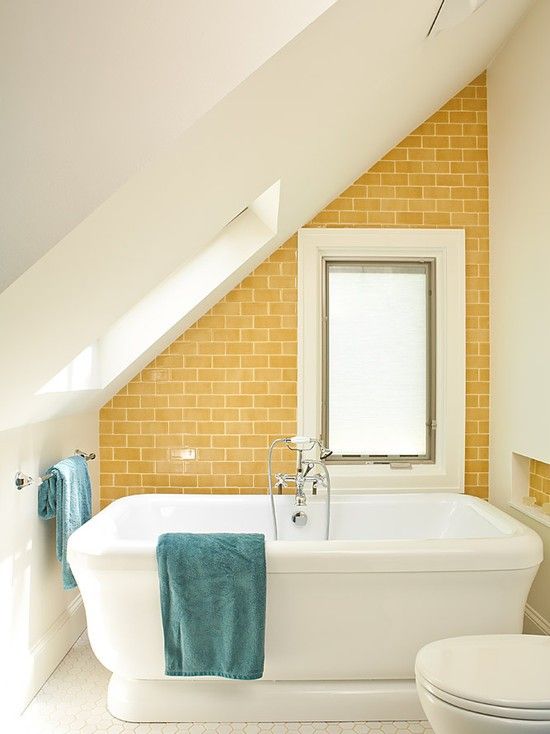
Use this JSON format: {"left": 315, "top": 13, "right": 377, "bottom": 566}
{"left": 37, "top": 454, "right": 92, "bottom": 590}
{"left": 156, "top": 533, "right": 266, "bottom": 679}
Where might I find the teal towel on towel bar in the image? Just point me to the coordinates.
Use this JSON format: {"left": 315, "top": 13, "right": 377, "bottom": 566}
{"left": 156, "top": 532, "right": 266, "bottom": 679}
{"left": 37, "top": 454, "right": 92, "bottom": 590}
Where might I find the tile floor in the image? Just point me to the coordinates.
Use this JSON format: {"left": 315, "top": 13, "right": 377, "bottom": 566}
{"left": 17, "top": 634, "right": 433, "bottom": 734}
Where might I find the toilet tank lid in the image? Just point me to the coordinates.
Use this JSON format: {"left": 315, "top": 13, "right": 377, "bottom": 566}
{"left": 415, "top": 635, "right": 550, "bottom": 710}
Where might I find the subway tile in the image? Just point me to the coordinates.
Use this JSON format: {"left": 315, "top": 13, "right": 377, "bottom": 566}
{"left": 100, "top": 74, "right": 490, "bottom": 504}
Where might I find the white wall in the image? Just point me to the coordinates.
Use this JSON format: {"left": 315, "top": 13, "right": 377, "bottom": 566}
{"left": 488, "top": 0, "right": 550, "bottom": 630}
{"left": 0, "top": 411, "right": 99, "bottom": 717}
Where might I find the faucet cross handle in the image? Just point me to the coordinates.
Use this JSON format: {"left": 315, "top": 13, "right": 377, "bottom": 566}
{"left": 275, "top": 472, "right": 290, "bottom": 494}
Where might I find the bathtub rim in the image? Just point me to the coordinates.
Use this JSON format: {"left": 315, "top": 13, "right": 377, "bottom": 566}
{"left": 67, "top": 492, "right": 543, "bottom": 574}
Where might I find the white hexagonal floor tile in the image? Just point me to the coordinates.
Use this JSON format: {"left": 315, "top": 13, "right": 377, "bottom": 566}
{"left": 15, "top": 633, "right": 433, "bottom": 734}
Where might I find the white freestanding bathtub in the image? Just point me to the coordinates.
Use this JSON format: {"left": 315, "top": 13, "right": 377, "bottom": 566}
{"left": 68, "top": 492, "right": 542, "bottom": 723}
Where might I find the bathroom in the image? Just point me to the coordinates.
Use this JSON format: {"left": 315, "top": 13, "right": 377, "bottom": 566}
{"left": 2, "top": 0, "right": 550, "bottom": 732}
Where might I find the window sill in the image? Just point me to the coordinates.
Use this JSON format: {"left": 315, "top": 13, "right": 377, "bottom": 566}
{"left": 326, "top": 461, "right": 462, "bottom": 492}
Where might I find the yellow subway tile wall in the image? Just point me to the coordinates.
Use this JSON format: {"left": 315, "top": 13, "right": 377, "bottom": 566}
{"left": 100, "top": 72, "right": 489, "bottom": 507}
{"left": 529, "top": 460, "right": 550, "bottom": 507}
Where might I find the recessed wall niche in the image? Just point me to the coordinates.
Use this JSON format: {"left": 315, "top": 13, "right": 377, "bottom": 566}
{"left": 510, "top": 452, "right": 550, "bottom": 528}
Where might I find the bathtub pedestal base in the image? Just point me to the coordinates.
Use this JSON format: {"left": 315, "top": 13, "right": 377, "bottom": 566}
{"left": 107, "top": 674, "right": 423, "bottom": 723}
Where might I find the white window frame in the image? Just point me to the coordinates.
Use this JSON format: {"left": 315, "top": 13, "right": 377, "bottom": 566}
{"left": 298, "top": 227, "right": 465, "bottom": 493}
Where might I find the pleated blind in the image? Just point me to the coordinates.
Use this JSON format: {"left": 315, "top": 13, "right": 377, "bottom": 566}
{"left": 325, "top": 260, "right": 433, "bottom": 459}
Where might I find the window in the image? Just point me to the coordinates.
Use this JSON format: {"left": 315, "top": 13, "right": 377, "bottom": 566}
{"left": 323, "top": 259, "right": 435, "bottom": 464}
{"left": 298, "top": 228, "right": 465, "bottom": 492}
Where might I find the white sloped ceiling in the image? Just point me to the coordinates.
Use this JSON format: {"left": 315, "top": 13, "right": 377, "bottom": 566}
{"left": 0, "top": 0, "right": 533, "bottom": 432}
{"left": 0, "top": 0, "right": 336, "bottom": 291}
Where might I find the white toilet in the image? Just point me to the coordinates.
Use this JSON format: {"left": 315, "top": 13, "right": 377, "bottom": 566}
{"left": 415, "top": 635, "right": 550, "bottom": 733}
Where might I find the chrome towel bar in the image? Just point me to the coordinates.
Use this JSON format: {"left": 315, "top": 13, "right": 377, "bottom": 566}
{"left": 15, "top": 449, "right": 96, "bottom": 490}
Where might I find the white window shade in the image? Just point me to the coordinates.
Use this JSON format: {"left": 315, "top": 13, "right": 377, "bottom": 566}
{"left": 325, "top": 261, "right": 431, "bottom": 458}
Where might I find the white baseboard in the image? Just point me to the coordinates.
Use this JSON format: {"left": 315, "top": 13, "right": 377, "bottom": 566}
{"left": 20, "top": 594, "right": 86, "bottom": 714}
{"left": 524, "top": 603, "right": 550, "bottom": 635}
